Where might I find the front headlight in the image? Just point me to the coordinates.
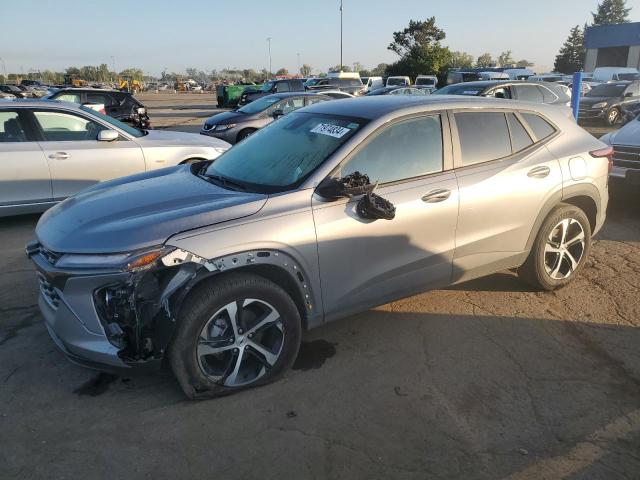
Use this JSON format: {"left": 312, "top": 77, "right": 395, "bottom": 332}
{"left": 592, "top": 102, "right": 608, "bottom": 109}
{"left": 55, "top": 246, "right": 174, "bottom": 272}
{"left": 215, "top": 123, "right": 236, "bottom": 132}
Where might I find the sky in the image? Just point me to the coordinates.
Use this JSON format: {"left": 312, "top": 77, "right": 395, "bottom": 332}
{"left": 2, "top": 0, "right": 640, "bottom": 76}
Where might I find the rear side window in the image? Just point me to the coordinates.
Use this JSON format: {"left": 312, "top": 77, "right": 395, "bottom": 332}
{"left": 507, "top": 113, "right": 533, "bottom": 152}
{"left": 86, "top": 93, "right": 113, "bottom": 106}
{"left": 455, "top": 112, "right": 511, "bottom": 166}
{"left": 521, "top": 113, "right": 556, "bottom": 140}
{"left": 0, "top": 111, "right": 28, "bottom": 142}
{"left": 539, "top": 86, "right": 557, "bottom": 103}
{"left": 340, "top": 115, "right": 443, "bottom": 183}
{"left": 514, "top": 85, "right": 544, "bottom": 103}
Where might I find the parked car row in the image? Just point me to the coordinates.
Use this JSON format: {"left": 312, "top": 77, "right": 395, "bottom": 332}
{"left": 25, "top": 94, "right": 611, "bottom": 399}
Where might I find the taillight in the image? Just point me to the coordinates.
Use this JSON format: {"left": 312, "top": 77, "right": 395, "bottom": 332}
{"left": 590, "top": 146, "right": 614, "bottom": 172}
{"left": 99, "top": 107, "right": 106, "bottom": 115}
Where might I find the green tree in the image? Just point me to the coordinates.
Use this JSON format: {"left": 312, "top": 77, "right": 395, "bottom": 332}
{"left": 275, "top": 68, "right": 289, "bottom": 76}
{"left": 119, "top": 68, "right": 144, "bottom": 81}
{"left": 450, "top": 51, "right": 474, "bottom": 69}
{"left": 476, "top": 53, "right": 494, "bottom": 68}
{"left": 386, "top": 17, "right": 452, "bottom": 78}
{"left": 352, "top": 61, "right": 364, "bottom": 73}
{"left": 554, "top": 25, "right": 585, "bottom": 73}
{"left": 497, "top": 51, "right": 515, "bottom": 67}
{"left": 300, "top": 64, "right": 313, "bottom": 77}
{"left": 371, "top": 63, "right": 389, "bottom": 76}
{"left": 329, "top": 64, "right": 351, "bottom": 72}
{"left": 592, "top": 0, "right": 631, "bottom": 25}
{"left": 516, "top": 59, "right": 534, "bottom": 68}
{"left": 185, "top": 67, "right": 198, "bottom": 78}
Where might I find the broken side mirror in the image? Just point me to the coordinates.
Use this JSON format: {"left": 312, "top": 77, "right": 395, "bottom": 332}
{"left": 356, "top": 192, "right": 396, "bottom": 220}
{"left": 316, "top": 171, "right": 375, "bottom": 200}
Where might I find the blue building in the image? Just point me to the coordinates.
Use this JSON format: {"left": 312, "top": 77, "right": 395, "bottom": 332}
{"left": 584, "top": 22, "right": 640, "bottom": 72}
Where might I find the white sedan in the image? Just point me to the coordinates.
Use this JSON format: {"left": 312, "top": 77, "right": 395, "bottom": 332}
{"left": 0, "top": 100, "right": 230, "bottom": 216}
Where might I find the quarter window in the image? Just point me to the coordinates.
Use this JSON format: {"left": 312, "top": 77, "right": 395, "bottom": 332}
{"left": 521, "top": 113, "right": 556, "bottom": 140}
{"left": 33, "top": 111, "right": 106, "bottom": 141}
{"left": 455, "top": 112, "right": 511, "bottom": 166}
{"left": 539, "top": 86, "right": 557, "bottom": 103}
{"left": 507, "top": 113, "right": 533, "bottom": 152}
{"left": 340, "top": 115, "right": 443, "bottom": 183}
{"left": 0, "top": 111, "right": 28, "bottom": 142}
{"left": 55, "top": 93, "right": 81, "bottom": 103}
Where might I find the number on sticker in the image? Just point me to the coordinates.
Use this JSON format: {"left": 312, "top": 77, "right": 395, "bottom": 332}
{"left": 310, "top": 123, "right": 351, "bottom": 138}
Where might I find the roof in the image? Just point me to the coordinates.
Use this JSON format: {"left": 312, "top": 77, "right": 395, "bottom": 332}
{"left": 300, "top": 95, "right": 536, "bottom": 120}
{"left": 585, "top": 22, "right": 640, "bottom": 49}
{"left": 266, "top": 92, "right": 329, "bottom": 99}
{"left": 0, "top": 98, "right": 84, "bottom": 109}
{"left": 54, "top": 87, "right": 123, "bottom": 93}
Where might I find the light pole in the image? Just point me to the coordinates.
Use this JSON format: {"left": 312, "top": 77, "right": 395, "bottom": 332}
{"left": 266, "top": 37, "right": 272, "bottom": 78}
{"left": 297, "top": 52, "right": 300, "bottom": 75}
{"left": 110, "top": 56, "right": 116, "bottom": 81}
{"left": 0, "top": 57, "right": 6, "bottom": 80}
{"left": 339, "top": 0, "right": 343, "bottom": 71}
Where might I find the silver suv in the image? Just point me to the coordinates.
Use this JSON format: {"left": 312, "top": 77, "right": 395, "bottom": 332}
{"left": 27, "top": 96, "right": 611, "bottom": 399}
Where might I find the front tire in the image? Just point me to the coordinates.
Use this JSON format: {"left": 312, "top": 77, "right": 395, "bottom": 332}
{"left": 606, "top": 107, "right": 621, "bottom": 126}
{"left": 519, "top": 204, "right": 591, "bottom": 291}
{"left": 169, "top": 273, "right": 302, "bottom": 399}
{"left": 236, "top": 128, "right": 256, "bottom": 142}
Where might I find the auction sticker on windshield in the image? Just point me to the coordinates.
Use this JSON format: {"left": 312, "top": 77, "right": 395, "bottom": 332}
{"left": 311, "top": 123, "right": 351, "bottom": 138}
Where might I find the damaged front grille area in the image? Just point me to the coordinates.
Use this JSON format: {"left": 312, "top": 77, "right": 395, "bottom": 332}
{"left": 38, "top": 272, "right": 60, "bottom": 309}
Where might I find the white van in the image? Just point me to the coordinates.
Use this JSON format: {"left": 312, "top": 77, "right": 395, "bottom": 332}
{"left": 415, "top": 75, "right": 438, "bottom": 89}
{"left": 386, "top": 76, "right": 410, "bottom": 87}
{"left": 478, "top": 71, "right": 509, "bottom": 81}
{"left": 592, "top": 67, "right": 639, "bottom": 82}
{"left": 361, "top": 76, "right": 384, "bottom": 92}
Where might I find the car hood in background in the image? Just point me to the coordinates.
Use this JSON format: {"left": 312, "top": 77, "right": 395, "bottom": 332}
{"left": 204, "top": 110, "right": 251, "bottom": 126}
{"left": 35, "top": 166, "right": 267, "bottom": 254}
{"left": 580, "top": 96, "right": 613, "bottom": 107}
{"left": 609, "top": 119, "right": 640, "bottom": 146}
{"left": 137, "top": 129, "right": 230, "bottom": 149}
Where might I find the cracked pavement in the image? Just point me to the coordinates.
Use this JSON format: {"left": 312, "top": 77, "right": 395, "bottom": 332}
{"left": 1, "top": 99, "right": 639, "bottom": 479}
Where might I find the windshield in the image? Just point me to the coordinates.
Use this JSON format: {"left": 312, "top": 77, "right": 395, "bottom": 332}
{"left": 387, "top": 78, "right": 406, "bottom": 86}
{"left": 416, "top": 78, "right": 436, "bottom": 86}
{"left": 618, "top": 73, "right": 639, "bottom": 81}
{"left": 434, "top": 84, "right": 484, "bottom": 96}
{"left": 260, "top": 81, "right": 275, "bottom": 92}
{"left": 586, "top": 84, "right": 627, "bottom": 98}
{"left": 205, "top": 112, "right": 367, "bottom": 193}
{"left": 237, "top": 96, "right": 280, "bottom": 114}
{"left": 80, "top": 105, "right": 145, "bottom": 137}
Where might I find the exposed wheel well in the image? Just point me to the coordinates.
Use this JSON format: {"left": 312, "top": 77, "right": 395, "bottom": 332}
{"left": 179, "top": 157, "right": 207, "bottom": 165}
{"left": 236, "top": 128, "right": 257, "bottom": 142}
{"left": 563, "top": 195, "right": 597, "bottom": 233}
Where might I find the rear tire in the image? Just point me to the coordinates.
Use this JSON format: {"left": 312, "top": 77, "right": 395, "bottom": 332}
{"left": 169, "top": 273, "right": 302, "bottom": 399}
{"left": 519, "top": 204, "right": 591, "bottom": 291}
{"left": 606, "top": 107, "right": 621, "bottom": 126}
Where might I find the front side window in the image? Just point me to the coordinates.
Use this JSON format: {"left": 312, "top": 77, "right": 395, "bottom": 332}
{"left": 521, "top": 113, "right": 556, "bottom": 140}
{"left": 237, "top": 96, "right": 280, "bottom": 114}
{"left": 205, "top": 112, "right": 367, "bottom": 192}
{"left": 514, "top": 85, "right": 544, "bottom": 103}
{"left": 539, "top": 86, "right": 558, "bottom": 103}
{"left": 339, "top": 115, "right": 443, "bottom": 184}
{"left": 487, "top": 87, "right": 511, "bottom": 99}
{"left": 33, "top": 110, "right": 106, "bottom": 141}
{"left": 79, "top": 105, "right": 144, "bottom": 137}
{"left": 0, "top": 111, "right": 28, "bottom": 142}
{"left": 275, "top": 97, "right": 305, "bottom": 114}
{"left": 455, "top": 112, "right": 511, "bottom": 166}
{"left": 507, "top": 113, "right": 533, "bottom": 152}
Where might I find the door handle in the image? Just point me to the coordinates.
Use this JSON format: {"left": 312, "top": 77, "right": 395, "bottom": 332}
{"left": 421, "top": 189, "right": 451, "bottom": 203}
{"left": 527, "top": 166, "right": 550, "bottom": 178}
{"left": 48, "top": 152, "right": 69, "bottom": 160}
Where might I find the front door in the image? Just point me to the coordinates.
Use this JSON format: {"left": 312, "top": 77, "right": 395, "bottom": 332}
{"left": 312, "top": 113, "right": 459, "bottom": 320}
{"left": 30, "top": 108, "right": 146, "bottom": 199}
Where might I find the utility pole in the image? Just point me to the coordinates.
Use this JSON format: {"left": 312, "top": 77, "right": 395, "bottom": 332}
{"left": 111, "top": 56, "right": 116, "bottom": 82}
{"left": 0, "top": 57, "right": 6, "bottom": 80}
{"left": 339, "top": 0, "right": 343, "bottom": 71}
{"left": 297, "top": 52, "right": 300, "bottom": 75}
{"left": 266, "top": 37, "right": 272, "bottom": 78}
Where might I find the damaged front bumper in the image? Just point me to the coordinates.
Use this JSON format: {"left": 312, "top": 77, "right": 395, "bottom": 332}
{"left": 26, "top": 242, "right": 216, "bottom": 373}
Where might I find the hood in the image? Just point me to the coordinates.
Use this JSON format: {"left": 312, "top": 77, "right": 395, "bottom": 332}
{"left": 609, "top": 119, "right": 640, "bottom": 146}
{"left": 36, "top": 166, "right": 267, "bottom": 254}
{"left": 204, "top": 110, "right": 249, "bottom": 126}
{"left": 580, "top": 96, "right": 612, "bottom": 106}
{"left": 138, "top": 129, "right": 230, "bottom": 149}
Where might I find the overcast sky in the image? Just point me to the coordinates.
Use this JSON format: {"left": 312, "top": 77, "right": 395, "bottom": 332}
{"left": 2, "top": 0, "right": 639, "bottom": 76}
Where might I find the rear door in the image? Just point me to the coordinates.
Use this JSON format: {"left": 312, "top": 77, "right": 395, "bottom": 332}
{"left": 0, "top": 109, "right": 52, "bottom": 207}
{"left": 30, "top": 108, "right": 146, "bottom": 199}
{"left": 450, "top": 109, "right": 563, "bottom": 282}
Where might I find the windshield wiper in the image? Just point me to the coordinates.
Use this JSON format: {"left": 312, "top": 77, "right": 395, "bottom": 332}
{"left": 202, "top": 173, "right": 247, "bottom": 191}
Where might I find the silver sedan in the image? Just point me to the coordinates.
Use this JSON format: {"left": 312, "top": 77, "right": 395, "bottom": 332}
{"left": 0, "top": 100, "right": 230, "bottom": 216}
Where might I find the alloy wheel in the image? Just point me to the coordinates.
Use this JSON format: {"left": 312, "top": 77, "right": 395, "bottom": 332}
{"left": 197, "top": 299, "right": 284, "bottom": 387}
{"left": 608, "top": 109, "right": 619, "bottom": 124}
{"left": 544, "top": 218, "right": 586, "bottom": 280}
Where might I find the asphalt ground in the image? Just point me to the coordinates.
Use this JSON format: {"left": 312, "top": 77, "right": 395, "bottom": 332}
{"left": 0, "top": 92, "right": 638, "bottom": 480}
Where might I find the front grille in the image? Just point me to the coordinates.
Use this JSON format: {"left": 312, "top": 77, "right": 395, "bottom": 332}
{"left": 37, "top": 272, "right": 60, "bottom": 309}
{"left": 613, "top": 145, "right": 640, "bottom": 169}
